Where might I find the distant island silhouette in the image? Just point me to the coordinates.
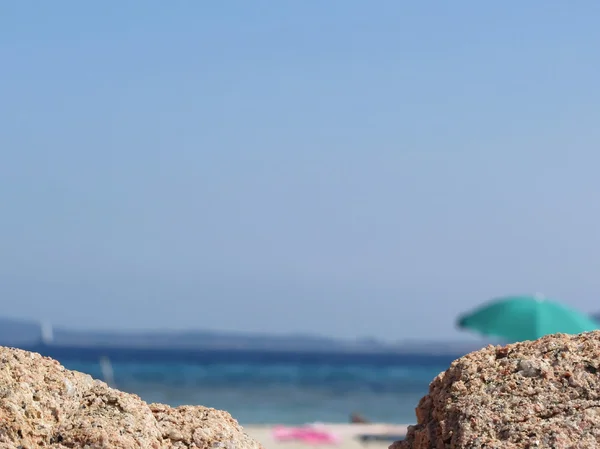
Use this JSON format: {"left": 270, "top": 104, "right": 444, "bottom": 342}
{"left": 0, "top": 316, "right": 486, "bottom": 355}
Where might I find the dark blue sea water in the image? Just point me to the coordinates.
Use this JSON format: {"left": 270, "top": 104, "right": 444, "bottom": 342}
{"left": 26, "top": 345, "right": 462, "bottom": 425}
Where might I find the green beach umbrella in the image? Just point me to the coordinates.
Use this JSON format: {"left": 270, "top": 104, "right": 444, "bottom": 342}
{"left": 457, "top": 295, "right": 600, "bottom": 343}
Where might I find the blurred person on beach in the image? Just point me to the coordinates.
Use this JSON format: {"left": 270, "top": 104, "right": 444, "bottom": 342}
{"left": 350, "top": 412, "right": 370, "bottom": 424}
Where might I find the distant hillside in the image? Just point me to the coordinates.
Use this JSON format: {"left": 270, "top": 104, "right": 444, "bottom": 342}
{"left": 0, "top": 317, "right": 485, "bottom": 354}
{"left": 0, "top": 317, "right": 42, "bottom": 346}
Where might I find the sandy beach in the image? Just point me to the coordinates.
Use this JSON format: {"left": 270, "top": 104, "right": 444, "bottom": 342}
{"left": 245, "top": 423, "right": 408, "bottom": 449}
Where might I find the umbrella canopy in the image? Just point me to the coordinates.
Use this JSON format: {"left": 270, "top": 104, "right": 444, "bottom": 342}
{"left": 457, "top": 295, "right": 600, "bottom": 343}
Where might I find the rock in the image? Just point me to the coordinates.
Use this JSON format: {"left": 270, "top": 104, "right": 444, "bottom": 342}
{"left": 392, "top": 332, "right": 600, "bottom": 449}
{"left": 0, "top": 346, "right": 263, "bottom": 448}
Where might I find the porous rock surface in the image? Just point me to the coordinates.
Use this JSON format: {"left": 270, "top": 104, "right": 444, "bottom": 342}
{"left": 392, "top": 332, "right": 600, "bottom": 449}
{"left": 0, "top": 346, "right": 263, "bottom": 449}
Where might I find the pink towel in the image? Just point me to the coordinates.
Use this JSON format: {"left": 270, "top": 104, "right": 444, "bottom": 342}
{"left": 272, "top": 425, "right": 341, "bottom": 444}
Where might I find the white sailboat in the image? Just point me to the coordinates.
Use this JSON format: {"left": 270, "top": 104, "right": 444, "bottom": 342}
{"left": 99, "top": 356, "right": 116, "bottom": 387}
{"left": 40, "top": 321, "right": 54, "bottom": 345}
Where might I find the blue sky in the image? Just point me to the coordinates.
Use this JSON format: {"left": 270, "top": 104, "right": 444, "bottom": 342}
{"left": 1, "top": 1, "right": 600, "bottom": 340}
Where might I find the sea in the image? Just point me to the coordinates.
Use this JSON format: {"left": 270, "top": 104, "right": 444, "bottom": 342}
{"left": 25, "top": 345, "right": 464, "bottom": 425}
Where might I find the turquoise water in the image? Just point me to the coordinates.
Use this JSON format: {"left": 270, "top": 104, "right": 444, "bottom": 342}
{"left": 33, "top": 347, "right": 458, "bottom": 425}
